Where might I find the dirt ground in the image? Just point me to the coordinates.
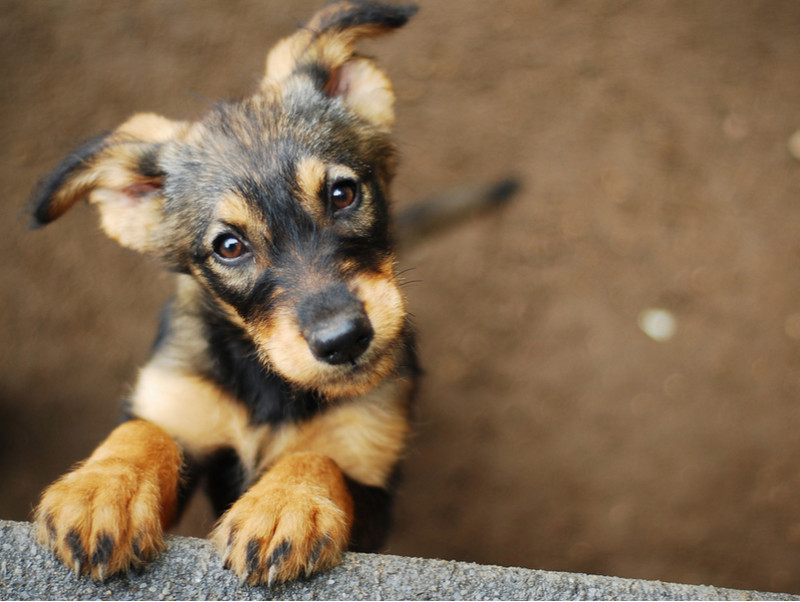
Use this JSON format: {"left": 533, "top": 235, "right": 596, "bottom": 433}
{"left": 3, "top": 0, "right": 800, "bottom": 594}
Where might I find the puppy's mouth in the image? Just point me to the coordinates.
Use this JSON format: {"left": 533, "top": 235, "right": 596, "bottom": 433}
{"left": 258, "top": 320, "right": 399, "bottom": 400}
{"left": 308, "top": 336, "right": 400, "bottom": 398}
{"left": 252, "top": 275, "right": 407, "bottom": 399}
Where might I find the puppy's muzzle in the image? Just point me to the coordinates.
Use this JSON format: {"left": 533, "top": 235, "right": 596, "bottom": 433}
{"left": 299, "top": 284, "right": 374, "bottom": 366}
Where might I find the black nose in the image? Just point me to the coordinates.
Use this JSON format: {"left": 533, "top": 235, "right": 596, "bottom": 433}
{"left": 305, "top": 311, "right": 373, "bottom": 365}
{"left": 298, "top": 284, "right": 374, "bottom": 365}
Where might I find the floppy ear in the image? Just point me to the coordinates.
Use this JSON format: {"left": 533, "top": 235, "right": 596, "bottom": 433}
{"left": 263, "top": 0, "right": 418, "bottom": 132}
{"left": 30, "top": 113, "right": 187, "bottom": 253}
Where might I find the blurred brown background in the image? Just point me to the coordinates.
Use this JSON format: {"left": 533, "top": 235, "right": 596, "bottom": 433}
{"left": 3, "top": 0, "right": 800, "bottom": 594}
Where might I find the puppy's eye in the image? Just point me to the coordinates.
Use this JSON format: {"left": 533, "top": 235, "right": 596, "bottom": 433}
{"left": 212, "top": 233, "right": 249, "bottom": 261}
{"left": 329, "top": 179, "right": 360, "bottom": 212}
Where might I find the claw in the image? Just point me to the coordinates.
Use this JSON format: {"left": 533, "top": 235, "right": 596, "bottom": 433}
{"left": 92, "top": 533, "right": 114, "bottom": 565}
{"left": 266, "top": 539, "right": 292, "bottom": 586}
{"left": 305, "top": 543, "right": 323, "bottom": 578}
{"left": 65, "top": 529, "right": 88, "bottom": 577}
{"left": 236, "top": 561, "right": 250, "bottom": 585}
{"left": 245, "top": 538, "right": 261, "bottom": 577}
{"left": 307, "top": 533, "right": 335, "bottom": 578}
{"left": 268, "top": 540, "right": 292, "bottom": 567}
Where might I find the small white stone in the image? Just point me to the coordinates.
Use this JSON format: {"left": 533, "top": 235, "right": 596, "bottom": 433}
{"left": 638, "top": 308, "right": 677, "bottom": 342}
{"left": 788, "top": 130, "right": 800, "bottom": 161}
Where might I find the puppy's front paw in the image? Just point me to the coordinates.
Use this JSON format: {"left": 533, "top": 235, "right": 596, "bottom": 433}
{"left": 35, "top": 458, "right": 167, "bottom": 580}
{"left": 212, "top": 452, "right": 354, "bottom": 586}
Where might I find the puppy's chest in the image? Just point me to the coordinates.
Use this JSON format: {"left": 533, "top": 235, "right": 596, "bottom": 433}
{"left": 131, "top": 362, "right": 311, "bottom": 475}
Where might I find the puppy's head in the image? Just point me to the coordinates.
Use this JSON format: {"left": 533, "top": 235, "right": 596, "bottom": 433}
{"left": 31, "top": 1, "right": 418, "bottom": 399}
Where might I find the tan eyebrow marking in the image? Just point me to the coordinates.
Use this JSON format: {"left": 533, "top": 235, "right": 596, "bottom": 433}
{"left": 295, "top": 156, "right": 326, "bottom": 223}
{"left": 216, "top": 193, "right": 259, "bottom": 228}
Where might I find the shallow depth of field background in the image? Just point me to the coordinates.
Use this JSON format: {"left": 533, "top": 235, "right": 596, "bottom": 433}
{"left": 3, "top": 0, "right": 800, "bottom": 594}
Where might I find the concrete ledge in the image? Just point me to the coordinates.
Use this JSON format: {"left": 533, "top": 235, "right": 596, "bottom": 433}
{"left": 1, "top": 520, "right": 796, "bottom": 600}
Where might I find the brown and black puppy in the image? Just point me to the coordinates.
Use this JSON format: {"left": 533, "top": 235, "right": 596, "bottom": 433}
{"left": 31, "top": 1, "right": 420, "bottom": 586}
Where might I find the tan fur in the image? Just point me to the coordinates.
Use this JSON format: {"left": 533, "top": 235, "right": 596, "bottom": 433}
{"left": 333, "top": 58, "right": 396, "bottom": 131}
{"left": 321, "top": 163, "right": 358, "bottom": 191}
{"left": 212, "top": 452, "right": 354, "bottom": 586}
{"left": 214, "top": 193, "right": 264, "bottom": 234}
{"left": 116, "top": 112, "right": 187, "bottom": 142}
{"left": 352, "top": 259, "right": 407, "bottom": 354}
{"left": 34, "top": 420, "right": 181, "bottom": 580}
{"left": 295, "top": 156, "right": 327, "bottom": 222}
{"left": 91, "top": 185, "right": 163, "bottom": 253}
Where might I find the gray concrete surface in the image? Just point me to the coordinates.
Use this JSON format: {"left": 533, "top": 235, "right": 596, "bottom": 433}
{"left": 0, "top": 520, "right": 795, "bottom": 600}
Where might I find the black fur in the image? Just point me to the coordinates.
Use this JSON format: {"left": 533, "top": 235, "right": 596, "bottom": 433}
{"left": 202, "top": 448, "right": 250, "bottom": 517}
{"left": 344, "top": 472, "right": 398, "bottom": 552}
{"left": 29, "top": 133, "right": 109, "bottom": 227}
{"left": 317, "top": 1, "right": 418, "bottom": 33}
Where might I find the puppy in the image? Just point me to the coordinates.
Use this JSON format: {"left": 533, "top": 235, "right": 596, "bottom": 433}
{"left": 31, "top": 0, "right": 420, "bottom": 586}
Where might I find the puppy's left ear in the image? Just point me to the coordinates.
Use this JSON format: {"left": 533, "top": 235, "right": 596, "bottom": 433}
{"left": 30, "top": 113, "right": 187, "bottom": 253}
{"left": 263, "top": 1, "right": 418, "bottom": 132}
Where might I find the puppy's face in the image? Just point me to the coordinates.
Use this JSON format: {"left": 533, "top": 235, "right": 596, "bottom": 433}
{"left": 164, "top": 87, "right": 405, "bottom": 397}
{"left": 31, "top": 3, "right": 416, "bottom": 399}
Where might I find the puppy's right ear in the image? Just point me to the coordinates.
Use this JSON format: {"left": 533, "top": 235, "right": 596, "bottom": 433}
{"left": 30, "top": 113, "right": 187, "bottom": 253}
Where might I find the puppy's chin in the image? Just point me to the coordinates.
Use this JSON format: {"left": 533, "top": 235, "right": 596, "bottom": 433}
{"left": 313, "top": 345, "right": 402, "bottom": 399}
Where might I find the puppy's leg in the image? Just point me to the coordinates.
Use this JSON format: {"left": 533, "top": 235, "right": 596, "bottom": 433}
{"left": 34, "top": 419, "right": 182, "bottom": 580}
{"left": 212, "top": 452, "right": 353, "bottom": 586}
